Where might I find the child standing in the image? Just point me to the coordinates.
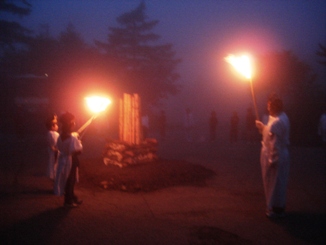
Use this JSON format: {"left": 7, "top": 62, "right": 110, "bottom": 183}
{"left": 54, "top": 112, "right": 83, "bottom": 208}
{"left": 45, "top": 114, "right": 59, "bottom": 180}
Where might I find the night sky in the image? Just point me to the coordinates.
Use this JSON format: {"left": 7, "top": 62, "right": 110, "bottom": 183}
{"left": 12, "top": 0, "right": 326, "bottom": 123}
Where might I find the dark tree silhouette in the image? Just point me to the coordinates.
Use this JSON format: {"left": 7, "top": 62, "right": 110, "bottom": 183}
{"left": 19, "top": 33, "right": 59, "bottom": 76}
{"left": 316, "top": 43, "right": 326, "bottom": 66}
{"left": 0, "top": 0, "right": 32, "bottom": 51}
{"left": 51, "top": 23, "right": 107, "bottom": 112}
{"left": 96, "top": 2, "right": 181, "bottom": 106}
{"left": 0, "top": 22, "right": 106, "bottom": 115}
{"left": 256, "top": 51, "right": 316, "bottom": 98}
{"left": 255, "top": 50, "right": 324, "bottom": 146}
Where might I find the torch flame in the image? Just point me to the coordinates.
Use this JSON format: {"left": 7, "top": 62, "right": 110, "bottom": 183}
{"left": 85, "top": 96, "right": 111, "bottom": 114}
{"left": 225, "top": 54, "right": 252, "bottom": 80}
{"left": 225, "top": 53, "right": 259, "bottom": 120}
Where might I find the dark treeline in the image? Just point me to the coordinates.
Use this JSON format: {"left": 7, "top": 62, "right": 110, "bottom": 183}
{"left": 0, "top": 1, "right": 180, "bottom": 136}
{"left": 0, "top": 1, "right": 325, "bottom": 146}
{"left": 254, "top": 49, "right": 326, "bottom": 146}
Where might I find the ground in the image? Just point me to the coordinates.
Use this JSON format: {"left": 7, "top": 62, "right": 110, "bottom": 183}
{"left": 81, "top": 158, "right": 216, "bottom": 193}
{"left": 0, "top": 127, "right": 325, "bottom": 244}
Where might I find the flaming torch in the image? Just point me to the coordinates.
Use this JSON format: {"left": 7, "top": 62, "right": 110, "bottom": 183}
{"left": 225, "top": 54, "right": 259, "bottom": 120}
{"left": 77, "top": 96, "right": 111, "bottom": 138}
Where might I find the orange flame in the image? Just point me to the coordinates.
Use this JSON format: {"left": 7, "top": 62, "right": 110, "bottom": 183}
{"left": 85, "top": 96, "right": 111, "bottom": 113}
{"left": 225, "top": 54, "right": 252, "bottom": 80}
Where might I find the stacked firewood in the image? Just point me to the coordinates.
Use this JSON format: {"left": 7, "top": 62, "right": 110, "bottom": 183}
{"left": 103, "top": 138, "right": 158, "bottom": 168}
{"left": 119, "top": 93, "right": 142, "bottom": 144}
{"left": 103, "top": 93, "right": 158, "bottom": 167}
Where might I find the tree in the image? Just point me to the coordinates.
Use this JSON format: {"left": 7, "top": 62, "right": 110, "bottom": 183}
{"left": 1, "top": 22, "right": 104, "bottom": 114}
{"left": 0, "top": 0, "right": 32, "bottom": 52}
{"left": 255, "top": 51, "right": 324, "bottom": 146}
{"left": 255, "top": 51, "right": 316, "bottom": 99}
{"left": 316, "top": 43, "right": 326, "bottom": 66}
{"left": 96, "top": 2, "right": 181, "bottom": 107}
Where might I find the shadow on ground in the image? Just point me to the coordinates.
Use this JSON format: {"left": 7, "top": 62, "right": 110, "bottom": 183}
{"left": 0, "top": 208, "right": 70, "bottom": 244}
{"left": 271, "top": 212, "right": 326, "bottom": 245}
{"left": 80, "top": 157, "right": 216, "bottom": 192}
{"left": 188, "top": 226, "right": 253, "bottom": 245}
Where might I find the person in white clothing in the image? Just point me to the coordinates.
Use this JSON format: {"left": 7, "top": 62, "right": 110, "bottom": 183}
{"left": 318, "top": 108, "right": 326, "bottom": 162}
{"left": 45, "top": 114, "right": 59, "bottom": 180}
{"left": 318, "top": 109, "right": 326, "bottom": 144}
{"left": 255, "top": 94, "right": 290, "bottom": 218}
{"left": 54, "top": 112, "right": 83, "bottom": 208}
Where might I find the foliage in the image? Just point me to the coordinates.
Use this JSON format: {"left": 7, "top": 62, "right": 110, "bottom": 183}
{"left": 255, "top": 51, "right": 325, "bottom": 146}
{"left": 1, "top": 2, "right": 181, "bottom": 114}
{"left": 0, "top": 22, "right": 107, "bottom": 117}
{"left": 0, "top": 0, "right": 32, "bottom": 52}
{"left": 255, "top": 51, "right": 316, "bottom": 98}
{"left": 95, "top": 2, "right": 181, "bottom": 107}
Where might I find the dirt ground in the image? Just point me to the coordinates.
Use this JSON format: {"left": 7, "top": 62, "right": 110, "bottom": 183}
{"left": 81, "top": 154, "right": 216, "bottom": 193}
{"left": 0, "top": 127, "right": 325, "bottom": 244}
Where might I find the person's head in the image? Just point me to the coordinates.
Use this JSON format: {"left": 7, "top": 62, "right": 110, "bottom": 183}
{"left": 59, "top": 112, "right": 76, "bottom": 133}
{"left": 268, "top": 94, "right": 283, "bottom": 116}
{"left": 45, "top": 114, "right": 58, "bottom": 131}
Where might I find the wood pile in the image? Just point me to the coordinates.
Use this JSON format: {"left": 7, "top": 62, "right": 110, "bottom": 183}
{"left": 103, "top": 93, "right": 158, "bottom": 167}
{"left": 119, "top": 93, "right": 142, "bottom": 144}
{"left": 103, "top": 138, "right": 158, "bottom": 168}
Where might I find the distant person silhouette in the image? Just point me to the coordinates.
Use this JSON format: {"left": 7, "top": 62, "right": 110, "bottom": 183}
{"left": 184, "top": 108, "right": 194, "bottom": 142}
{"left": 141, "top": 114, "right": 149, "bottom": 139}
{"left": 230, "top": 111, "right": 239, "bottom": 143}
{"left": 318, "top": 108, "right": 326, "bottom": 161}
{"left": 245, "top": 107, "right": 256, "bottom": 143}
{"left": 158, "top": 110, "right": 166, "bottom": 141}
{"left": 209, "top": 111, "right": 218, "bottom": 142}
{"left": 318, "top": 108, "right": 326, "bottom": 144}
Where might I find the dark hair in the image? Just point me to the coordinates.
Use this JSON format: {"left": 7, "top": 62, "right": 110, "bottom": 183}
{"left": 59, "top": 112, "right": 75, "bottom": 132}
{"left": 268, "top": 94, "right": 283, "bottom": 114}
{"left": 45, "top": 114, "right": 57, "bottom": 130}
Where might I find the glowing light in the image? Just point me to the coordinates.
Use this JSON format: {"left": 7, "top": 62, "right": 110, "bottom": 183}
{"left": 77, "top": 96, "right": 111, "bottom": 136}
{"left": 225, "top": 54, "right": 252, "bottom": 80}
{"left": 85, "top": 96, "right": 111, "bottom": 114}
{"left": 225, "top": 53, "right": 259, "bottom": 120}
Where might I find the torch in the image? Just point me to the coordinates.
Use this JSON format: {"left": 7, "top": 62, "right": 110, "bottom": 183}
{"left": 225, "top": 54, "right": 259, "bottom": 120}
{"left": 77, "top": 96, "right": 111, "bottom": 138}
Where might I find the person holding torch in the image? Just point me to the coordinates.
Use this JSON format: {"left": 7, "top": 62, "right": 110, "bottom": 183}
{"left": 54, "top": 112, "right": 83, "bottom": 208}
{"left": 255, "top": 94, "right": 290, "bottom": 218}
{"left": 225, "top": 54, "right": 290, "bottom": 218}
{"left": 53, "top": 96, "right": 110, "bottom": 208}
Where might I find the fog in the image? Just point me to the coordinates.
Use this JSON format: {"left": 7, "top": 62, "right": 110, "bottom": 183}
{"left": 5, "top": 0, "right": 326, "bottom": 136}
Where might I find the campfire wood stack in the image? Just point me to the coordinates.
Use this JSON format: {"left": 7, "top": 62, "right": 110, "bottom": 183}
{"left": 103, "top": 93, "right": 158, "bottom": 167}
{"left": 119, "top": 93, "right": 142, "bottom": 144}
{"left": 103, "top": 138, "right": 158, "bottom": 168}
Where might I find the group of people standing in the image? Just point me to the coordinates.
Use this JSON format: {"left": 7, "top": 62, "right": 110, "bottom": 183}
{"left": 44, "top": 94, "right": 323, "bottom": 218}
{"left": 208, "top": 107, "right": 256, "bottom": 144}
{"left": 46, "top": 112, "right": 83, "bottom": 208}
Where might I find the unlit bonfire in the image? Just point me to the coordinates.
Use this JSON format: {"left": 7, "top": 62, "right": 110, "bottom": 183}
{"left": 103, "top": 138, "right": 158, "bottom": 168}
